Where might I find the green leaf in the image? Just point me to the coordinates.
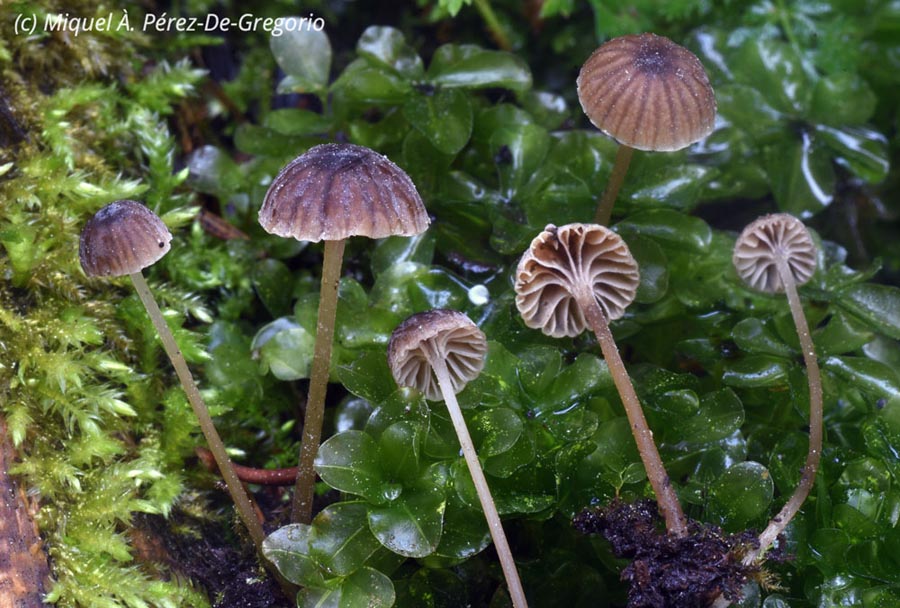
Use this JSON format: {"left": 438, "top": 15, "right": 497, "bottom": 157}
{"left": 469, "top": 408, "right": 523, "bottom": 458}
{"left": 297, "top": 567, "right": 395, "bottom": 608}
{"left": 310, "top": 502, "right": 383, "bottom": 577}
{"left": 732, "top": 37, "right": 813, "bottom": 115}
{"left": 621, "top": 235, "right": 669, "bottom": 304}
{"left": 315, "top": 431, "right": 387, "bottom": 503}
{"left": 367, "top": 483, "right": 446, "bottom": 557}
{"left": 763, "top": 131, "right": 835, "bottom": 218}
{"left": 403, "top": 88, "right": 473, "bottom": 155}
{"left": 251, "top": 319, "right": 315, "bottom": 381}
{"left": 378, "top": 421, "right": 422, "bottom": 484}
{"left": 810, "top": 72, "right": 877, "bottom": 126}
{"left": 814, "top": 310, "right": 874, "bottom": 356}
{"left": 427, "top": 44, "right": 532, "bottom": 91}
{"left": 615, "top": 209, "right": 712, "bottom": 252}
{"left": 270, "top": 20, "right": 331, "bottom": 92}
{"left": 732, "top": 317, "right": 794, "bottom": 357}
{"left": 722, "top": 355, "right": 790, "bottom": 388}
{"left": 709, "top": 461, "right": 774, "bottom": 528}
{"left": 357, "top": 26, "right": 424, "bottom": 78}
{"left": 816, "top": 125, "right": 889, "bottom": 184}
{"left": 824, "top": 356, "right": 900, "bottom": 401}
{"left": 489, "top": 123, "right": 551, "bottom": 198}
{"left": 262, "top": 524, "right": 326, "bottom": 588}
{"left": 332, "top": 59, "right": 413, "bottom": 104}
{"left": 337, "top": 350, "right": 395, "bottom": 404}
{"left": 676, "top": 389, "right": 745, "bottom": 444}
{"left": 836, "top": 283, "right": 900, "bottom": 340}
{"left": 263, "top": 109, "right": 332, "bottom": 136}
{"left": 252, "top": 258, "right": 293, "bottom": 318}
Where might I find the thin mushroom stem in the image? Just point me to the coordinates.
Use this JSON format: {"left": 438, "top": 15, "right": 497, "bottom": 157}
{"left": 574, "top": 285, "right": 688, "bottom": 538}
{"left": 427, "top": 350, "right": 528, "bottom": 608}
{"left": 129, "top": 271, "right": 265, "bottom": 550}
{"left": 744, "top": 257, "right": 823, "bottom": 564}
{"left": 594, "top": 145, "right": 634, "bottom": 226}
{"left": 291, "top": 238, "right": 347, "bottom": 524}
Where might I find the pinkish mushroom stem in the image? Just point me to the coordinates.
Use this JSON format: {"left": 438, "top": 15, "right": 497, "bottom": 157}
{"left": 572, "top": 282, "right": 689, "bottom": 538}
{"left": 594, "top": 144, "right": 634, "bottom": 226}
{"left": 425, "top": 347, "right": 528, "bottom": 608}
{"left": 130, "top": 271, "right": 266, "bottom": 550}
{"left": 744, "top": 256, "right": 823, "bottom": 564}
{"left": 291, "top": 238, "right": 347, "bottom": 525}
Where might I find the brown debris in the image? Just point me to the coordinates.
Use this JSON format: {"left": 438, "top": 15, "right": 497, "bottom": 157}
{"left": 574, "top": 499, "right": 759, "bottom": 608}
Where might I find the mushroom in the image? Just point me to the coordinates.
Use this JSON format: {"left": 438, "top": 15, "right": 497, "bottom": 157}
{"left": 577, "top": 33, "right": 716, "bottom": 225}
{"left": 79, "top": 200, "right": 266, "bottom": 550}
{"left": 732, "top": 213, "right": 821, "bottom": 562}
{"left": 259, "top": 143, "right": 430, "bottom": 524}
{"left": 388, "top": 310, "right": 528, "bottom": 608}
{"left": 515, "top": 223, "right": 687, "bottom": 537}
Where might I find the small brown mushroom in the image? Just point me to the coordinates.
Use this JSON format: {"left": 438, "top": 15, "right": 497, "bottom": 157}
{"left": 733, "top": 213, "right": 821, "bottom": 563}
{"left": 515, "top": 223, "right": 687, "bottom": 537}
{"left": 259, "top": 143, "right": 430, "bottom": 524}
{"left": 79, "top": 200, "right": 266, "bottom": 550}
{"left": 577, "top": 33, "right": 716, "bottom": 225}
{"left": 388, "top": 310, "right": 528, "bottom": 608}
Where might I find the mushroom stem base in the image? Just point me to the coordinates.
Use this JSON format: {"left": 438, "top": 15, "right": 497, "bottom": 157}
{"left": 429, "top": 353, "right": 529, "bottom": 608}
{"left": 594, "top": 144, "right": 634, "bottom": 226}
{"left": 291, "top": 238, "right": 346, "bottom": 525}
{"left": 129, "top": 272, "right": 266, "bottom": 550}
{"left": 575, "top": 288, "right": 688, "bottom": 537}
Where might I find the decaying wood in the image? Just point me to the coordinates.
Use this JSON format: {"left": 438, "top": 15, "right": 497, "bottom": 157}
{"left": 0, "top": 415, "right": 50, "bottom": 607}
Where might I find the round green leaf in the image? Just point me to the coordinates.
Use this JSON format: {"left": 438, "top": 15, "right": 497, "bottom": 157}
{"left": 297, "top": 567, "right": 395, "bottom": 608}
{"left": 403, "top": 88, "right": 473, "bottom": 155}
{"left": 310, "top": 502, "right": 383, "bottom": 578}
{"left": 427, "top": 44, "right": 531, "bottom": 91}
{"left": 709, "top": 461, "right": 774, "bottom": 528}
{"left": 469, "top": 408, "right": 523, "bottom": 458}
{"left": 251, "top": 319, "right": 314, "bottom": 381}
{"left": 367, "top": 484, "right": 446, "bottom": 558}
{"left": 262, "top": 524, "right": 326, "bottom": 588}
{"left": 270, "top": 19, "right": 331, "bottom": 92}
{"left": 836, "top": 283, "right": 900, "bottom": 340}
{"left": 723, "top": 355, "right": 790, "bottom": 388}
{"left": 616, "top": 209, "right": 712, "bottom": 253}
{"left": 357, "top": 26, "right": 424, "bottom": 78}
{"left": 315, "top": 431, "right": 387, "bottom": 503}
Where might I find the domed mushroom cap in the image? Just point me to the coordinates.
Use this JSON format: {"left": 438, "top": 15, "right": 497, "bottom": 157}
{"left": 388, "top": 310, "right": 487, "bottom": 402}
{"left": 733, "top": 213, "right": 817, "bottom": 293}
{"left": 259, "top": 143, "right": 430, "bottom": 242}
{"left": 515, "top": 223, "right": 639, "bottom": 338}
{"left": 79, "top": 200, "right": 172, "bottom": 277}
{"left": 577, "top": 33, "right": 716, "bottom": 152}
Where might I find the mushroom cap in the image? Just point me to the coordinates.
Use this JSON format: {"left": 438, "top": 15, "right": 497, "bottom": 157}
{"left": 515, "top": 223, "right": 639, "bottom": 338}
{"left": 388, "top": 309, "right": 487, "bottom": 401}
{"left": 733, "top": 213, "right": 817, "bottom": 293}
{"left": 259, "top": 143, "right": 430, "bottom": 242}
{"left": 576, "top": 33, "right": 716, "bottom": 152}
{"left": 79, "top": 200, "right": 172, "bottom": 277}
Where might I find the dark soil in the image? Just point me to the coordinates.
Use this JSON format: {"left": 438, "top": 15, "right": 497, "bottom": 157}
{"left": 574, "top": 499, "right": 760, "bottom": 608}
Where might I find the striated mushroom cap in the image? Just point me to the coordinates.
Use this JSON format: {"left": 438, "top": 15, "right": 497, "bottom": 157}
{"left": 733, "top": 213, "right": 817, "bottom": 293}
{"left": 79, "top": 200, "right": 172, "bottom": 277}
{"left": 577, "top": 33, "right": 716, "bottom": 152}
{"left": 515, "top": 223, "right": 639, "bottom": 338}
{"left": 259, "top": 143, "right": 430, "bottom": 242}
{"left": 388, "top": 310, "right": 487, "bottom": 401}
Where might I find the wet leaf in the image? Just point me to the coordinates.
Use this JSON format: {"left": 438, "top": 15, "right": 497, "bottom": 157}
{"left": 315, "top": 431, "right": 387, "bottom": 503}
{"left": 367, "top": 483, "right": 446, "bottom": 557}
{"left": 616, "top": 209, "right": 712, "bottom": 253}
{"left": 427, "top": 45, "right": 531, "bottom": 91}
{"left": 403, "top": 88, "right": 473, "bottom": 155}
{"left": 310, "top": 502, "right": 383, "bottom": 577}
{"left": 297, "top": 567, "right": 395, "bottom": 608}
{"left": 357, "top": 26, "right": 424, "bottom": 78}
{"left": 709, "top": 461, "right": 774, "bottom": 528}
{"left": 262, "top": 524, "right": 326, "bottom": 588}
{"left": 270, "top": 21, "right": 331, "bottom": 92}
{"left": 836, "top": 282, "right": 900, "bottom": 340}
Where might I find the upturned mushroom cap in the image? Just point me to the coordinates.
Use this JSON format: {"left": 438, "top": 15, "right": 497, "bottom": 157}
{"left": 733, "top": 213, "right": 817, "bottom": 293}
{"left": 577, "top": 33, "right": 716, "bottom": 152}
{"left": 388, "top": 310, "right": 487, "bottom": 402}
{"left": 515, "top": 223, "right": 639, "bottom": 338}
{"left": 259, "top": 143, "right": 430, "bottom": 242}
{"left": 79, "top": 200, "right": 172, "bottom": 277}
